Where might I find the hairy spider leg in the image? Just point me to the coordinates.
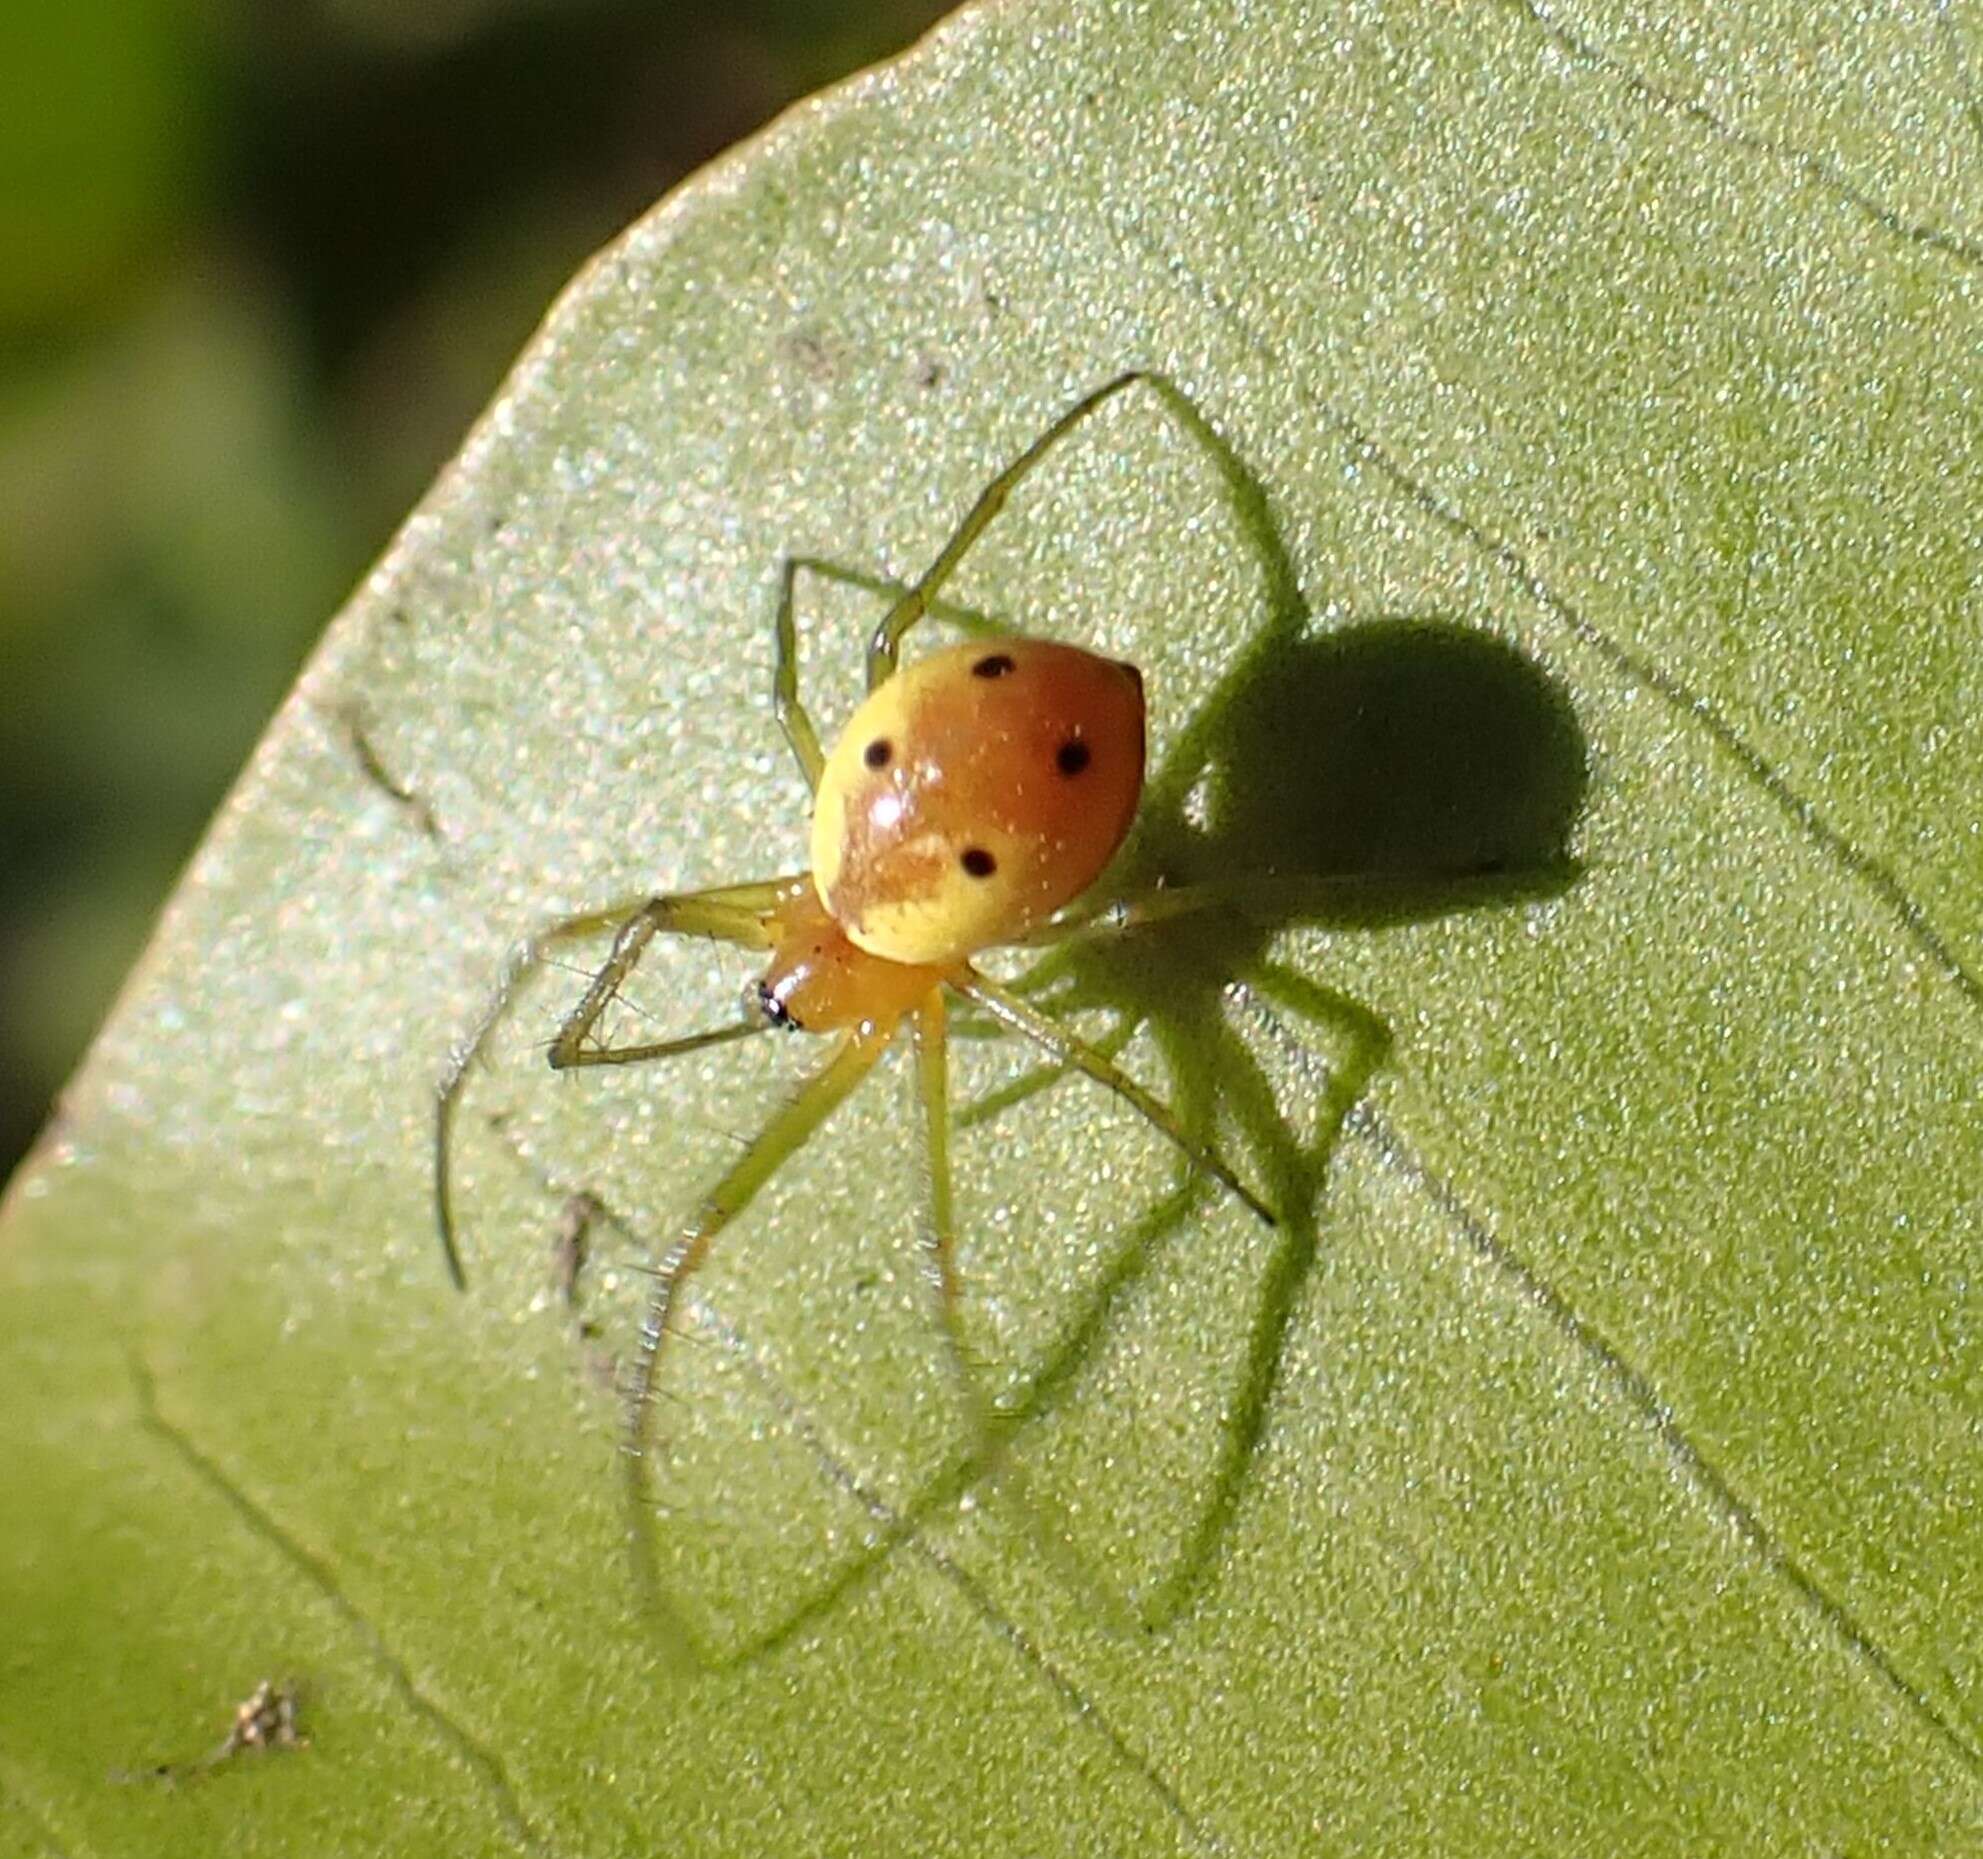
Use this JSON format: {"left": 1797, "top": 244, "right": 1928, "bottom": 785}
{"left": 542, "top": 883, "right": 796, "bottom": 1069}
{"left": 622, "top": 1022, "right": 895, "bottom": 1605}
{"left": 433, "top": 878, "right": 799, "bottom": 1288}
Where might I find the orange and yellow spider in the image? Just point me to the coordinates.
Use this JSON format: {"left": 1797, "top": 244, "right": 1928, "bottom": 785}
{"left": 435, "top": 371, "right": 1273, "bottom": 1549}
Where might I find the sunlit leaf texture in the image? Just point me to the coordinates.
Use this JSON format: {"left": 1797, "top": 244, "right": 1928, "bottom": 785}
{"left": 3, "top": 0, "right": 1979, "bottom": 1851}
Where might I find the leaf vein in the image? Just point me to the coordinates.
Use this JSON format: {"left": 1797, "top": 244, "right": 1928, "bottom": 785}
{"left": 683, "top": 1297, "right": 1217, "bottom": 1847}
{"left": 128, "top": 1356, "right": 552, "bottom": 1856}
{"left": 1347, "top": 1103, "right": 1983, "bottom": 1786}
{"left": 1514, "top": 0, "right": 1983, "bottom": 272}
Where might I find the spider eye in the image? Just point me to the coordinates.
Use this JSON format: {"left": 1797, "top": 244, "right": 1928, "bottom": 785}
{"left": 751, "top": 979, "right": 800, "bottom": 1030}
{"left": 971, "top": 653, "right": 1016, "bottom": 679}
{"left": 1055, "top": 739, "right": 1090, "bottom": 776}
{"left": 959, "top": 847, "right": 997, "bottom": 878}
{"left": 864, "top": 738, "right": 892, "bottom": 768}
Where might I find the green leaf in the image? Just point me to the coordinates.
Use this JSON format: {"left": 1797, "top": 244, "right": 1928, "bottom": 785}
{"left": 4, "top": 0, "right": 1979, "bottom": 1850}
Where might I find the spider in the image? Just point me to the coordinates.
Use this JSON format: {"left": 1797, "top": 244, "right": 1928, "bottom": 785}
{"left": 434, "top": 370, "right": 1276, "bottom": 1568}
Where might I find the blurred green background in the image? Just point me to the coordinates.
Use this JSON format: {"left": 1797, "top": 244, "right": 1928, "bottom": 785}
{"left": 0, "top": 0, "right": 951, "bottom": 1179}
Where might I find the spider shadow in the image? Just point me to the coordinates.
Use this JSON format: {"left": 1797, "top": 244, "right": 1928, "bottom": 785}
{"left": 950, "top": 637, "right": 1585, "bottom": 1633}
{"left": 722, "top": 396, "right": 1588, "bottom": 1658}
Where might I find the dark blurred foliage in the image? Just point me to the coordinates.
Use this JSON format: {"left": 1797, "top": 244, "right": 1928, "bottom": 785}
{"left": 0, "top": 0, "right": 952, "bottom": 1178}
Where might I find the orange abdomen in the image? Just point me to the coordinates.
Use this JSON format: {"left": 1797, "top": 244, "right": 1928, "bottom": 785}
{"left": 810, "top": 639, "right": 1145, "bottom": 965}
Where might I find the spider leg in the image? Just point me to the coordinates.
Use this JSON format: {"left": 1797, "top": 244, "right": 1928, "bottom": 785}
{"left": 772, "top": 558, "right": 826, "bottom": 791}
{"left": 548, "top": 1020, "right": 767, "bottom": 1071}
{"left": 911, "top": 987, "right": 1151, "bottom": 1632}
{"left": 911, "top": 989, "right": 993, "bottom": 1424}
{"left": 954, "top": 968, "right": 1276, "bottom": 1226}
{"left": 786, "top": 557, "right": 1008, "bottom": 640}
{"left": 543, "top": 882, "right": 796, "bottom": 1069}
{"left": 867, "top": 368, "right": 1190, "bottom": 688}
{"left": 1003, "top": 877, "right": 1366, "bottom": 954}
{"left": 621, "top": 1025, "right": 892, "bottom": 1606}
{"left": 954, "top": 1014, "right": 1137, "bottom": 1133}
{"left": 435, "top": 877, "right": 802, "bottom": 1289}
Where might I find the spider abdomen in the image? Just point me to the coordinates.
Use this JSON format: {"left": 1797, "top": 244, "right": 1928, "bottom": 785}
{"left": 810, "top": 638, "right": 1145, "bottom": 965}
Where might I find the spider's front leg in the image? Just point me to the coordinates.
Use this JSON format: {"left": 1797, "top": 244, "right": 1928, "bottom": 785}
{"left": 543, "top": 880, "right": 798, "bottom": 1071}
{"left": 435, "top": 877, "right": 799, "bottom": 1287}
